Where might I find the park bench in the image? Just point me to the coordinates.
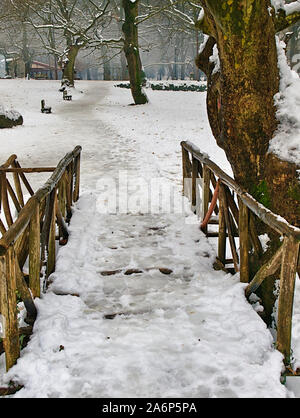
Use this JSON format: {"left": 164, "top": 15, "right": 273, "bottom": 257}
{"left": 41, "top": 99, "right": 52, "bottom": 114}
{"left": 63, "top": 90, "right": 72, "bottom": 101}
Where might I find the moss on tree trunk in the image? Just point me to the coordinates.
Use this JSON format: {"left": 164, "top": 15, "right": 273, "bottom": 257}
{"left": 196, "top": 0, "right": 300, "bottom": 325}
{"left": 62, "top": 45, "right": 80, "bottom": 87}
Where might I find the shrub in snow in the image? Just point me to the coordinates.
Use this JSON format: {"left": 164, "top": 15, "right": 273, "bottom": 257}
{"left": 150, "top": 82, "right": 207, "bottom": 92}
{"left": 0, "top": 105, "right": 23, "bottom": 129}
{"left": 115, "top": 80, "right": 207, "bottom": 92}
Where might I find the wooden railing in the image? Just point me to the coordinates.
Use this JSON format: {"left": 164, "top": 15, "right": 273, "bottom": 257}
{"left": 181, "top": 140, "right": 300, "bottom": 368}
{"left": 0, "top": 146, "right": 81, "bottom": 372}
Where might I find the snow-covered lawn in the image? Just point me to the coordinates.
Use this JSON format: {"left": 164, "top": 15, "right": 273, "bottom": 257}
{"left": 0, "top": 79, "right": 298, "bottom": 397}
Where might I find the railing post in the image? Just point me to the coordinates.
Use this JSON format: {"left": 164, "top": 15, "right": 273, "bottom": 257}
{"left": 223, "top": 189, "right": 239, "bottom": 272}
{"left": 201, "top": 164, "right": 210, "bottom": 233}
{"left": 58, "top": 175, "right": 66, "bottom": 219}
{"left": 46, "top": 189, "right": 57, "bottom": 278}
{"left": 218, "top": 183, "right": 227, "bottom": 265}
{"left": 73, "top": 154, "right": 81, "bottom": 203}
{"left": 192, "top": 157, "right": 200, "bottom": 210}
{"left": 1, "top": 173, "right": 13, "bottom": 227}
{"left": 12, "top": 164, "right": 24, "bottom": 207}
{"left": 239, "top": 198, "right": 249, "bottom": 283}
{"left": 66, "top": 163, "right": 73, "bottom": 222}
{"left": 276, "top": 236, "right": 300, "bottom": 366}
{"left": 0, "top": 246, "right": 20, "bottom": 371}
{"left": 182, "top": 146, "right": 192, "bottom": 199}
{"left": 29, "top": 204, "right": 41, "bottom": 298}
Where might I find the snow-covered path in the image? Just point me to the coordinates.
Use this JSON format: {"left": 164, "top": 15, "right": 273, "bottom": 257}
{"left": 0, "top": 80, "right": 292, "bottom": 397}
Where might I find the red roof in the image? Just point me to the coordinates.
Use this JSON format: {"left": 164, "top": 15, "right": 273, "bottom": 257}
{"left": 31, "top": 60, "right": 61, "bottom": 70}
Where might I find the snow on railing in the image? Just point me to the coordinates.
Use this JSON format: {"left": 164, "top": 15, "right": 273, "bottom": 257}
{"left": 181, "top": 140, "right": 300, "bottom": 372}
{"left": 0, "top": 146, "right": 81, "bottom": 383}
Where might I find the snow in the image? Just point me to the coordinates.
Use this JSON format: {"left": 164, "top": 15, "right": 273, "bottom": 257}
{"left": 271, "top": 0, "right": 300, "bottom": 13}
{"left": 199, "top": 34, "right": 209, "bottom": 55}
{"left": 0, "top": 79, "right": 297, "bottom": 398}
{"left": 209, "top": 45, "right": 220, "bottom": 75}
{"left": 0, "top": 104, "right": 22, "bottom": 121}
{"left": 269, "top": 38, "right": 300, "bottom": 164}
{"left": 284, "top": 1, "right": 300, "bottom": 15}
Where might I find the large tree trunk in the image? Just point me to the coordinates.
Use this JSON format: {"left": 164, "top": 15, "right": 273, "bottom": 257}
{"left": 196, "top": 0, "right": 300, "bottom": 324}
{"left": 122, "top": 0, "right": 148, "bottom": 105}
{"left": 120, "top": 51, "right": 129, "bottom": 81}
{"left": 62, "top": 45, "right": 80, "bottom": 87}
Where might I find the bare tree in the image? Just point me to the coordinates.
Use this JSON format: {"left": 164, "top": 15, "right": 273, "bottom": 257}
{"left": 22, "top": 0, "right": 113, "bottom": 86}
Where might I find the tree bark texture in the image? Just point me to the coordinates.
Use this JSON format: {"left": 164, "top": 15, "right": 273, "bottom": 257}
{"left": 62, "top": 45, "right": 80, "bottom": 87}
{"left": 122, "top": 0, "right": 148, "bottom": 105}
{"left": 196, "top": 0, "right": 300, "bottom": 323}
{"left": 196, "top": 0, "right": 300, "bottom": 226}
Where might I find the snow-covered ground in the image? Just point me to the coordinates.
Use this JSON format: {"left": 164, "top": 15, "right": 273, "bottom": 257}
{"left": 0, "top": 79, "right": 299, "bottom": 397}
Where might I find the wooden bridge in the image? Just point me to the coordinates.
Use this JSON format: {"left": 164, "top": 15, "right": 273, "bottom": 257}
{"left": 0, "top": 140, "right": 299, "bottom": 393}
{"left": 0, "top": 146, "right": 81, "bottom": 375}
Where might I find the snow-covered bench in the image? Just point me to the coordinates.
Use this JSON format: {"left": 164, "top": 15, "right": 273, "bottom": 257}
{"left": 63, "top": 90, "right": 72, "bottom": 101}
{"left": 41, "top": 99, "right": 52, "bottom": 114}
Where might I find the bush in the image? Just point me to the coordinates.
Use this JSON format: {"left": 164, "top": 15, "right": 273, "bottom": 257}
{"left": 114, "top": 80, "right": 207, "bottom": 92}
{"left": 0, "top": 106, "right": 23, "bottom": 129}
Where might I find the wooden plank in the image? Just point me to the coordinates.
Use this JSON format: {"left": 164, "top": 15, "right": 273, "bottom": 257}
{"left": 6, "top": 178, "right": 22, "bottom": 213}
{"left": 0, "top": 247, "right": 20, "bottom": 371}
{"left": 56, "top": 200, "right": 69, "bottom": 245}
{"left": 15, "top": 259, "right": 37, "bottom": 325}
{"left": 218, "top": 183, "right": 227, "bottom": 265}
{"left": 13, "top": 161, "right": 34, "bottom": 196}
{"left": 46, "top": 189, "right": 57, "bottom": 278}
{"left": 223, "top": 189, "right": 239, "bottom": 272}
{"left": 58, "top": 175, "right": 66, "bottom": 219}
{"left": 12, "top": 168, "right": 24, "bottom": 207}
{"left": 0, "top": 155, "right": 17, "bottom": 169}
{"left": 245, "top": 242, "right": 285, "bottom": 298}
{"left": 209, "top": 173, "right": 219, "bottom": 216}
{"left": 0, "top": 147, "right": 81, "bottom": 254}
{"left": 192, "top": 157, "right": 200, "bottom": 208}
{"left": 66, "top": 162, "right": 73, "bottom": 222}
{"left": 73, "top": 154, "right": 81, "bottom": 203}
{"left": 29, "top": 205, "right": 41, "bottom": 298}
{"left": 181, "top": 141, "right": 300, "bottom": 240}
{"left": 0, "top": 167, "right": 56, "bottom": 173}
{"left": 182, "top": 146, "right": 187, "bottom": 196}
{"left": 200, "top": 180, "right": 220, "bottom": 232}
{"left": 201, "top": 164, "right": 211, "bottom": 233}
{"left": 182, "top": 146, "right": 192, "bottom": 198}
{"left": 0, "top": 219, "right": 6, "bottom": 236}
{"left": 15, "top": 225, "right": 29, "bottom": 270}
{"left": 1, "top": 173, "right": 13, "bottom": 227}
{"left": 0, "top": 197, "right": 36, "bottom": 256}
{"left": 225, "top": 187, "right": 239, "bottom": 226}
{"left": 276, "top": 237, "right": 300, "bottom": 365}
{"left": 41, "top": 194, "right": 53, "bottom": 266}
{"left": 249, "top": 213, "right": 264, "bottom": 257}
{"left": 239, "top": 199, "right": 250, "bottom": 283}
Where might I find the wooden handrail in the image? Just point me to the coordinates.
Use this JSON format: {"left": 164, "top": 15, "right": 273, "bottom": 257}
{"left": 0, "top": 146, "right": 81, "bottom": 256}
{"left": 181, "top": 140, "right": 300, "bottom": 369}
{"left": 0, "top": 168, "right": 56, "bottom": 173}
{"left": 181, "top": 141, "right": 300, "bottom": 240}
{"left": 0, "top": 155, "right": 17, "bottom": 169}
{"left": 0, "top": 145, "right": 82, "bottom": 373}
